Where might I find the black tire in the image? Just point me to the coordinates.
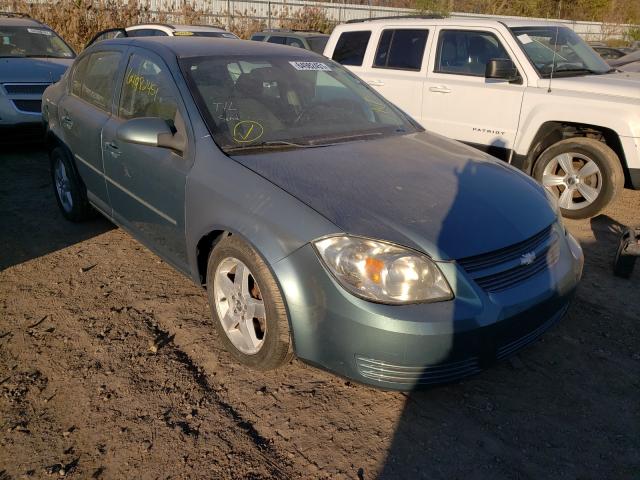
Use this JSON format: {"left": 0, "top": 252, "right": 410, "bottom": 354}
{"left": 50, "top": 146, "right": 95, "bottom": 222}
{"left": 532, "top": 137, "right": 624, "bottom": 220}
{"left": 206, "top": 235, "right": 293, "bottom": 370}
{"left": 613, "top": 229, "right": 636, "bottom": 278}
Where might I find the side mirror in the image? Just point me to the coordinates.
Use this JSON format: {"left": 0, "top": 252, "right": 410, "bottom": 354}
{"left": 116, "top": 117, "right": 186, "bottom": 155}
{"left": 485, "top": 58, "right": 520, "bottom": 82}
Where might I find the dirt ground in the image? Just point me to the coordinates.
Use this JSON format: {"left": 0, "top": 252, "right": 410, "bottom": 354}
{"left": 1, "top": 146, "right": 638, "bottom": 480}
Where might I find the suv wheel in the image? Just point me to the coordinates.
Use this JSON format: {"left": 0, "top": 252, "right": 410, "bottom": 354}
{"left": 206, "top": 235, "right": 293, "bottom": 370}
{"left": 533, "top": 137, "right": 624, "bottom": 219}
{"left": 50, "top": 146, "right": 95, "bottom": 222}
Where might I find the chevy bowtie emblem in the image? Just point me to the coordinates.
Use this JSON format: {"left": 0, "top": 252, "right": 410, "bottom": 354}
{"left": 520, "top": 252, "right": 536, "bottom": 266}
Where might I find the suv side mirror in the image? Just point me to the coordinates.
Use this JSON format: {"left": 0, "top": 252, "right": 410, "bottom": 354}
{"left": 485, "top": 58, "right": 520, "bottom": 82}
{"left": 116, "top": 117, "right": 186, "bottom": 155}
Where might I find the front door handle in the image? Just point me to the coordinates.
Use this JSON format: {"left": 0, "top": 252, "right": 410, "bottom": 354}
{"left": 367, "top": 80, "right": 385, "bottom": 87}
{"left": 429, "top": 85, "right": 452, "bottom": 94}
{"left": 104, "top": 141, "right": 121, "bottom": 157}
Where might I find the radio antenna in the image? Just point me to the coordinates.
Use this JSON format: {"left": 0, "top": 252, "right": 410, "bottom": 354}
{"left": 548, "top": 4, "right": 562, "bottom": 93}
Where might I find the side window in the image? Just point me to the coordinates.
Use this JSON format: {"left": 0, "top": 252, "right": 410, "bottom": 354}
{"left": 267, "top": 36, "right": 286, "bottom": 45}
{"left": 70, "top": 55, "right": 90, "bottom": 97}
{"left": 76, "top": 51, "right": 122, "bottom": 111}
{"left": 119, "top": 53, "right": 178, "bottom": 122}
{"left": 127, "top": 29, "right": 157, "bottom": 37}
{"left": 286, "top": 37, "right": 304, "bottom": 48}
{"left": 251, "top": 35, "right": 265, "bottom": 41}
{"left": 374, "top": 29, "right": 428, "bottom": 70}
{"left": 332, "top": 30, "right": 371, "bottom": 66}
{"left": 436, "top": 30, "right": 512, "bottom": 76}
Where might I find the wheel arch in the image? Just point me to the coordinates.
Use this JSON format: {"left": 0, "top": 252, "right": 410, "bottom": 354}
{"left": 524, "top": 121, "right": 630, "bottom": 185}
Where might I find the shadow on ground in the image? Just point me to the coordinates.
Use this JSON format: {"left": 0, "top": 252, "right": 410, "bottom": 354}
{"left": 0, "top": 145, "right": 113, "bottom": 270}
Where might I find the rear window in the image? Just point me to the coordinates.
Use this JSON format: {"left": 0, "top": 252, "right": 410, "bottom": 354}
{"left": 251, "top": 35, "right": 265, "bottom": 41}
{"left": 374, "top": 29, "right": 428, "bottom": 70}
{"left": 332, "top": 30, "right": 371, "bottom": 66}
{"left": 308, "top": 36, "right": 329, "bottom": 54}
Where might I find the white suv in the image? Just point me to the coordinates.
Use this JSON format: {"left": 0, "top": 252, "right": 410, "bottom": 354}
{"left": 325, "top": 16, "right": 640, "bottom": 218}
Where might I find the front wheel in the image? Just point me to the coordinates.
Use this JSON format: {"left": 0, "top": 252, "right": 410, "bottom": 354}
{"left": 533, "top": 137, "right": 624, "bottom": 219}
{"left": 206, "top": 235, "right": 293, "bottom": 370}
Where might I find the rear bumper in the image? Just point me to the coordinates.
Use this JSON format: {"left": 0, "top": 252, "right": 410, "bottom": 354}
{"left": 273, "top": 225, "right": 581, "bottom": 390}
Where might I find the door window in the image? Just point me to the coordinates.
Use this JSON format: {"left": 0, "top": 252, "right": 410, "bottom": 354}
{"left": 71, "top": 51, "right": 122, "bottom": 111}
{"left": 436, "top": 30, "right": 511, "bottom": 76}
{"left": 332, "top": 30, "right": 372, "bottom": 66}
{"left": 374, "top": 29, "right": 428, "bottom": 70}
{"left": 119, "top": 54, "right": 178, "bottom": 122}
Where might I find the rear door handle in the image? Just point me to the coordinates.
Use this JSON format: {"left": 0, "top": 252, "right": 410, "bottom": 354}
{"left": 61, "top": 114, "right": 73, "bottom": 129}
{"left": 367, "top": 80, "right": 385, "bottom": 87}
{"left": 429, "top": 86, "right": 452, "bottom": 93}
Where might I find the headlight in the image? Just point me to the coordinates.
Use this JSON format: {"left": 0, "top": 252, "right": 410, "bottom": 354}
{"left": 313, "top": 235, "right": 453, "bottom": 304}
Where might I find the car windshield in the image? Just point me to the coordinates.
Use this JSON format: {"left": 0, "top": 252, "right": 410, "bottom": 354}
{"left": 0, "top": 25, "right": 74, "bottom": 58}
{"left": 182, "top": 55, "right": 420, "bottom": 153}
{"left": 308, "top": 36, "right": 329, "bottom": 54}
{"left": 510, "top": 26, "right": 611, "bottom": 77}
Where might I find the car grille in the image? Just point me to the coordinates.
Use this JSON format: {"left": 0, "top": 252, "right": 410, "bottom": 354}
{"left": 3, "top": 83, "right": 50, "bottom": 95}
{"left": 355, "top": 356, "right": 481, "bottom": 385}
{"left": 457, "top": 225, "right": 559, "bottom": 293}
{"left": 12, "top": 99, "right": 42, "bottom": 113}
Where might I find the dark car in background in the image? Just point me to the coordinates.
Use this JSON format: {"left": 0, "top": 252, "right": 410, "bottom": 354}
{"left": 42, "top": 37, "right": 583, "bottom": 390}
{"left": 0, "top": 12, "right": 75, "bottom": 142}
{"left": 250, "top": 29, "right": 329, "bottom": 54}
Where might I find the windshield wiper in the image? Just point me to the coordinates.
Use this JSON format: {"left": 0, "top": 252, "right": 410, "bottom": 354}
{"left": 223, "top": 140, "right": 315, "bottom": 153}
{"left": 306, "top": 131, "right": 384, "bottom": 145}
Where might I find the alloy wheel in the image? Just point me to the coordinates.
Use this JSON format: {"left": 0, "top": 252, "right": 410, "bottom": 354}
{"left": 54, "top": 157, "right": 73, "bottom": 213}
{"left": 542, "top": 152, "right": 602, "bottom": 211}
{"left": 213, "top": 257, "right": 267, "bottom": 355}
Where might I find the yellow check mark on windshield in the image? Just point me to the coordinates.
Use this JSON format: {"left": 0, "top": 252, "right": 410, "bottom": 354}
{"left": 240, "top": 124, "right": 254, "bottom": 141}
{"left": 233, "top": 120, "right": 264, "bottom": 144}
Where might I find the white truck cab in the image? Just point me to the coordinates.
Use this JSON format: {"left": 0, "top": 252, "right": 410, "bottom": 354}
{"left": 325, "top": 16, "right": 640, "bottom": 218}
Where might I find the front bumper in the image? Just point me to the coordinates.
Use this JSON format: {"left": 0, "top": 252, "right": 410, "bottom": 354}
{"left": 273, "top": 225, "right": 581, "bottom": 390}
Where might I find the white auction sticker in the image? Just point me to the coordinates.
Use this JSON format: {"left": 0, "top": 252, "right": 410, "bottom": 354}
{"left": 517, "top": 33, "right": 533, "bottom": 44}
{"left": 27, "top": 28, "right": 52, "bottom": 36}
{"left": 289, "top": 61, "right": 331, "bottom": 71}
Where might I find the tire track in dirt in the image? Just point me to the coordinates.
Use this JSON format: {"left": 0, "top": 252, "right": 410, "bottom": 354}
{"left": 141, "top": 317, "right": 295, "bottom": 479}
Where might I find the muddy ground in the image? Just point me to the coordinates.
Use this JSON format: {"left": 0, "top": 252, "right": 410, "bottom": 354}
{"left": 1, "top": 147, "right": 638, "bottom": 479}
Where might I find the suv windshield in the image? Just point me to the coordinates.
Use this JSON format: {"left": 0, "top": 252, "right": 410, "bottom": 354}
{"left": 0, "top": 25, "right": 75, "bottom": 59}
{"left": 182, "top": 55, "right": 419, "bottom": 153}
{"left": 511, "top": 26, "right": 611, "bottom": 77}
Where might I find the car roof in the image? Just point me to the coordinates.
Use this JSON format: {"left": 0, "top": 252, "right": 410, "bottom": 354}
{"left": 97, "top": 36, "right": 324, "bottom": 59}
{"left": 254, "top": 30, "right": 328, "bottom": 38}
{"left": 337, "top": 16, "right": 565, "bottom": 29}
{"left": 127, "top": 23, "right": 228, "bottom": 32}
{"left": 0, "top": 17, "right": 46, "bottom": 27}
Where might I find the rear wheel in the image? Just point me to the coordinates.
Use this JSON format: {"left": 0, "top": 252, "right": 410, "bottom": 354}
{"left": 206, "top": 235, "right": 293, "bottom": 370}
{"left": 533, "top": 138, "right": 624, "bottom": 219}
{"left": 50, "top": 146, "right": 94, "bottom": 222}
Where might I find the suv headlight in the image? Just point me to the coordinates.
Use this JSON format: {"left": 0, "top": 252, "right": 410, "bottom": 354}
{"left": 313, "top": 235, "right": 453, "bottom": 304}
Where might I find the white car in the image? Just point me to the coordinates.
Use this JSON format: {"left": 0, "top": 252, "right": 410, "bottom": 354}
{"left": 324, "top": 16, "right": 640, "bottom": 219}
{"left": 87, "top": 23, "right": 238, "bottom": 45}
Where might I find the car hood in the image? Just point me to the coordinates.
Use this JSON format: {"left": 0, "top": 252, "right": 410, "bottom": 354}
{"left": 0, "top": 57, "right": 73, "bottom": 84}
{"left": 547, "top": 71, "right": 640, "bottom": 99}
{"left": 231, "top": 132, "right": 556, "bottom": 261}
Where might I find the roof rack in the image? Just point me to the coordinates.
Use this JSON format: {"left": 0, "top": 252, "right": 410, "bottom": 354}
{"left": 0, "top": 11, "right": 32, "bottom": 19}
{"left": 346, "top": 14, "right": 446, "bottom": 23}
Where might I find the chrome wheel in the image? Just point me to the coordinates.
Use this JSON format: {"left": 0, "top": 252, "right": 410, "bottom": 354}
{"left": 54, "top": 157, "right": 73, "bottom": 213}
{"left": 542, "top": 152, "right": 602, "bottom": 211}
{"left": 213, "top": 257, "right": 266, "bottom": 355}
